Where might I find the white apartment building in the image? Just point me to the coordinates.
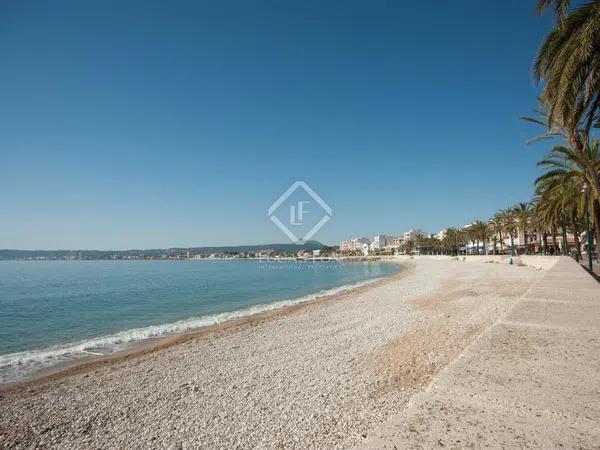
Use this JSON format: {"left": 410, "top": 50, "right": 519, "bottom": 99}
{"left": 339, "top": 240, "right": 353, "bottom": 252}
{"left": 403, "top": 229, "right": 417, "bottom": 243}
{"left": 435, "top": 228, "right": 448, "bottom": 241}
{"left": 339, "top": 237, "right": 371, "bottom": 252}
{"left": 371, "top": 234, "right": 396, "bottom": 250}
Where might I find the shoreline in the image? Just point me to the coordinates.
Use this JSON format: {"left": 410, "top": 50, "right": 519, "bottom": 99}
{"left": 0, "top": 258, "right": 545, "bottom": 449}
{"left": 0, "top": 260, "right": 409, "bottom": 392}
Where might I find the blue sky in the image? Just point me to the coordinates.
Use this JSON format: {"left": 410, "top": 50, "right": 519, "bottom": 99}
{"left": 1, "top": 1, "right": 554, "bottom": 249}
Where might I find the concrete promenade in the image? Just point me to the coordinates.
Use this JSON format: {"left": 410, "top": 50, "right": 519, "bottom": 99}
{"left": 361, "top": 256, "right": 600, "bottom": 449}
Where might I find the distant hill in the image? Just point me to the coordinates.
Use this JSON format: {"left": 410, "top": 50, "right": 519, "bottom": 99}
{"left": 0, "top": 241, "right": 327, "bottom": 260}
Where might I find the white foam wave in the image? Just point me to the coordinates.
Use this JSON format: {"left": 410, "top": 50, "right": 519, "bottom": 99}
{"left": 0, "top": 277, "right": 384, "bottom": 383}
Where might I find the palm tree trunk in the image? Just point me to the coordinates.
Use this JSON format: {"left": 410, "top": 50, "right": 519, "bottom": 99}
{"left": 543, "top": 231, "right": 548, "bottom": 255}
{"left": 510, "top": 235, "right": 515, "bottom": 256}
{"left": 561, "top": 219, "right": 569, "bottom": 256}
{"left": 573, "top": 221, "right": 581, "bottom": 261}
{"left": 593, "top": 199, "right": 600, "bottom": 259}
{"left": 552, "top": 227, "right": 558, "bottom": 255}
{"left": 499, "top": 232, "right": 504, "bottom": 253}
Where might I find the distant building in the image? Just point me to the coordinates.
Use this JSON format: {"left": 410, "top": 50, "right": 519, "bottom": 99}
{"left": 340, "top": 240, "right": 352, "bottom": 251}
{"left": 340, "top": 237, "right": 370, "bottom": 252}
{"left": 435, "top": 229, "right": 448, "bottom": 241}
{"left": 392, "top": 237, "right": 404, "bottom": 247}
{"left": 371, "top": 235, "right": 396, "bottom": 249}
{"left": 369, "top": 235, "right": 399, "bottom": 253}
{"left": 403, "top": 229, "right": 417, "bottom": 243}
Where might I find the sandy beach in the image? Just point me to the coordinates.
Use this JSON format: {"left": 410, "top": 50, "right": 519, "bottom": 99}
{"left": 0, "top": 258, "right": 543, "bottom": 449}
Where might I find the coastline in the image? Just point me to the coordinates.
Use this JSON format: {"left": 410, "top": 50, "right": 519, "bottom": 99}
{"left": 0, "top": 259, "right": 545, "bottom": 449}
{"left": 0, "top": 259, "right": 408, "bottom": 390}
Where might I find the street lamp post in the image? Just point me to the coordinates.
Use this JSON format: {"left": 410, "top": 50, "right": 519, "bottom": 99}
{"left": 582, "top": 182, "right": 593, "bottom": 272}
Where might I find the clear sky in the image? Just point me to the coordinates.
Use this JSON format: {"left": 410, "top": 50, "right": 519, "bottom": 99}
{"left": 1, "top": 1, "right": 554, "bottom": 249}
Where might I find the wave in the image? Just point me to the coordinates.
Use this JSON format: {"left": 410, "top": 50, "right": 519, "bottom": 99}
{"left": 0, "top": 276, "right": 386, "bottom": 383}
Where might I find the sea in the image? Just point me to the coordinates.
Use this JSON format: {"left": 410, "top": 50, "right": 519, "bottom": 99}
{"left": 0, "top": 259, "right": 401, "bottom": 382}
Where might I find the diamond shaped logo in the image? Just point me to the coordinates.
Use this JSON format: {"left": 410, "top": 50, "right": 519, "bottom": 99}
{"left": 268, "top": 181, "right": 332, "bottom": 244}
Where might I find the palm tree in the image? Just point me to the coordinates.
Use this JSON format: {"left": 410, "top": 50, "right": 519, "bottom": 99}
{"left": 532, "top": 2, "right": 600, "bottom": 202}
{"left": 458, "top": 228, "right": 468, "bottom": 255}
{"left": 534, "top": 1, "right": 600, "bottom": 127}
{"left": 441, "top": 229, "right": 455, "bottom": 255}
{"left": 489, "top": 214, "right": 505, "bottom": 254}
{"left": 535, "top": 177, "right": 584, "bottom": 256}
{"left": 531, "top": 198, "right": 551, "bottom": 254}
{"left": 537, "top": 0, "right": 572, "bottom": 20}
{"left": 536, "top": 185, "right": 564, "bottom": 254}
{"left": 512, "top": 202, "right": 532, "bottom": 254}
{"left": 470, "top": 220, "right": 489, "bottom": 255}
{"left": 535, "top": 141, "right": 600, "bottom": 256}
{"left": 535, "top": 196, "right": 562, "bottom": 255}
{"left": 463, "top": 225, "right": 476, "bottom": 255}
{"left": 497, "top": 208, "right": 518, "bottom": 256}
{"left": 414, "top": 230, "right": 426, "bottom": 254}
{"left": 442, "top": 228, "right": 465, "bottom": 256}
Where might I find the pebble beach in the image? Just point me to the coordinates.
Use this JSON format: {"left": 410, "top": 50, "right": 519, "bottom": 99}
{"left": 0, "top": 258, "right": 542, "bottom": 449}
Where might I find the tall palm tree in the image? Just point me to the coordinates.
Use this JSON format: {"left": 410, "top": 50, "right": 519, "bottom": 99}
{"left": 458, "top": 228, "right": 468, "bottom": 255}
{"left": 414, "top": 230, "right": 426, "bottom": 254}
{"left": 471, "top": 220, "right": 489, "bottom": 255}
{"left": 463, "top": 225, "right": 478, "bottom": 255}
{"left": 532, "top": 2, "right": 600, "bottom": 201}
{"left": 497, "top": 208, "right": 518, "bottom": 256}
{"left": 534, "top": 196, "right": 563, "bottom": 255}
{"left": 512, "top": 202, "right": 533, "bottom": 254}
{"left": 535, "top": 176, "right": 584, "bottom": 256}
{"left": 539, "top": 185, "right": 564, "bottom": 254}
{"left": 531, "top": 197, "right": 551, "bottom": 254}
{"left": 534, "top": 0, "right": 600, "bottom": 128}
{"left": 535, "top": 141, "right": 600, "bottom": 255}
{"left": 488, "top": 215, "right": 504, "bottom": 254}
{"left": 442, "top": 227, "right": 466, "bottom": 256}
{"left": 537, "top": 0, "right": 572, "bottom": 20}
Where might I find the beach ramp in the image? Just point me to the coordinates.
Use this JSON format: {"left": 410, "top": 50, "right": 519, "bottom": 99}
{"left": 360, "top": 256, "right": 600, "bottom": 449}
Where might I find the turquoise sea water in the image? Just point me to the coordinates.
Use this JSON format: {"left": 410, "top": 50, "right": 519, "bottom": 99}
{"left": 0, "top": 259, "right": 401, "bottom": 382}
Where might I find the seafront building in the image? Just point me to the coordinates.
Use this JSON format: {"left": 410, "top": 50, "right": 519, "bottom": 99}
{"left": 370, "top": 235, "right": 396, "bottom": 250}
{"left": 339, "top": 237, "right": 371, "bottom": 253}
{"left": 339, "top": 225, "right": 583, "bottom": 257}
{"left": 340, "top": 230, "right": 421, "bottom": 255}
{"left": 435, "top": 229, "right": 448, "bottom": 241}
{"left": 403, "top": 229, "right": 417, "bottom": 243}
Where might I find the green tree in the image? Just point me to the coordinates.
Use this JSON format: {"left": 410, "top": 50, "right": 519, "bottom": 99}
{"left": 470, "top": 220, "right": 489, "bottom": 255}
{"left": 532, "top": 2, "right": 600, "bottom": 202}
{"left": 496, "top": 208, "right": 518, "bottom": 256}
{"left": 512, "top": 202, "right": 533, "bottom": 254}
{"left": 537, "top": 0, "right": 572, "bottom": 20}
{"left": 488, "top": 215, "right": 505, "bottom": 254}
{"left": 535, "top": 141, "right": 600, "bottom": 255}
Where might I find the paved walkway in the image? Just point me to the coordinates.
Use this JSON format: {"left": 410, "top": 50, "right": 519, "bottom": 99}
{"left": 360, "top": 257, "right": 600, "bottom": 449}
